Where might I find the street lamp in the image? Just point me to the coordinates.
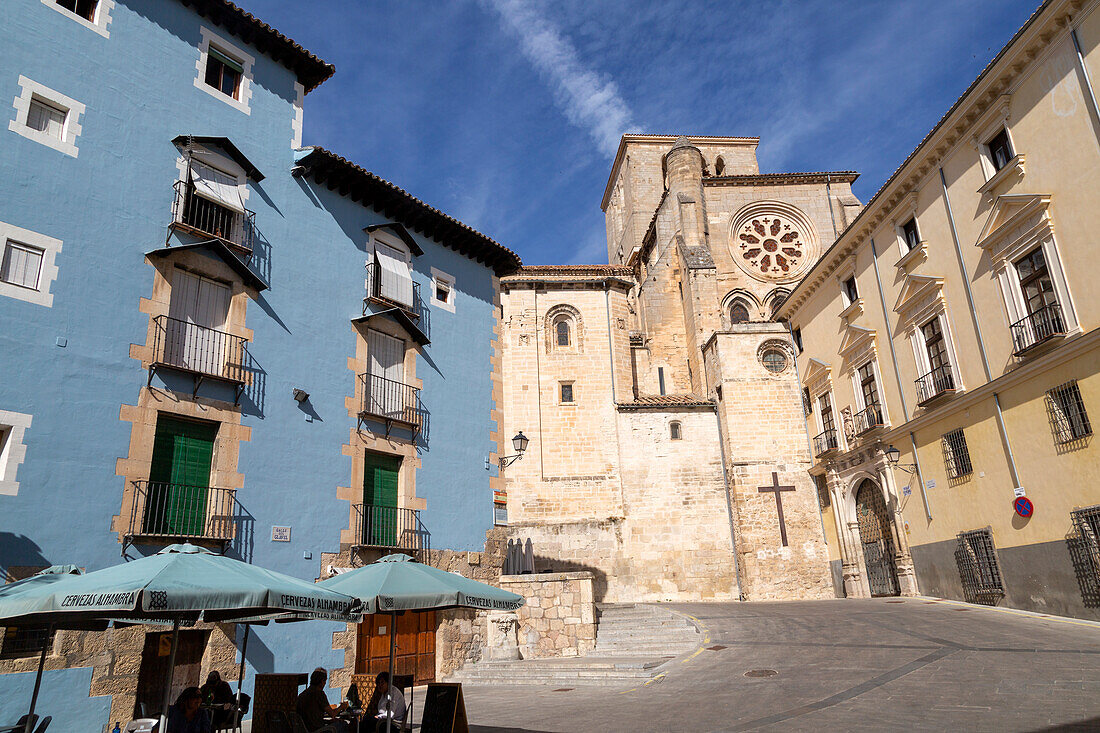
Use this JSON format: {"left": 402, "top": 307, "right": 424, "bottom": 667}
{"left": 884, "top": 444, "right": 917, "bottom": 474}
{"left": 499, "top": 432, "right": 529, "bottom": 469}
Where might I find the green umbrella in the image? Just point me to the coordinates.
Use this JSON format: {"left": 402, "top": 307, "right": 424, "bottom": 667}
{"left": 318, "top": 554, "right": 523, "bottom": 732}
{"left": 0, "top": 544, "right": 362, "bottom": 726}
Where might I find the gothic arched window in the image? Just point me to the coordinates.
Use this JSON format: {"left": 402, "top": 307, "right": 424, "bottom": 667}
{"left": 730, "top": 301, "right": 750, "bottom": 324}
{"left": 556, "top": 319, "right": 571, "bottom": 347}
{"left": 715, "top": 156, "right": 726, "bottom": 176}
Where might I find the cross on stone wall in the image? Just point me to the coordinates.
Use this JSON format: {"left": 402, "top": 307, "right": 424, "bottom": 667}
{"left": 759, "top": 471, "right": 796, "bottom": 547}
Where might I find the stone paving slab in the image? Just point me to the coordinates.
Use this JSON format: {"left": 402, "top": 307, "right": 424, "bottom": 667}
{"left": 421, "top": 598, "right": 1100, "bottom": 732}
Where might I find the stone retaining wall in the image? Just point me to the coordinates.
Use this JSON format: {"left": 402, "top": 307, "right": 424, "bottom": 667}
{"left": 499, "top": 571, "right": 596, "bottom": 659}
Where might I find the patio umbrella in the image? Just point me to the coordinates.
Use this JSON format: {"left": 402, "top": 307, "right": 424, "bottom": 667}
{"left": 318, "top": 554, "right": 523, "bottom": 732}
{"left": 0, "top": 544, "right": 362, "bottom": 728}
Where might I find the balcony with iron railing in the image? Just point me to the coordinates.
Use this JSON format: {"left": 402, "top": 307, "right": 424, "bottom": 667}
{"left": 854, "top": 404, "right": 886, "bottom": 436}
{"left": 170, "top": 180, "right": 256, "bottom": 257}
{"left": 358, "top": 372, "right": 423, "bottom": 437}
{"left": 364, "top": 260, "right": 429, "bottom": 340}
{"left": 813, "top": 428, "right": 839, "bottom": 458}
{"left": 149, "top": 315, "right": 248, "bottom": 401}
{"left": 352, "top": 504, "right": 430, "bottom": 555}
{"left": 915, "top": 364, "right": 956, "bottom": 406}
{"left": 1011, "top": 303, "right": 1066, "bottom": 356}
{"left": 125, "top": 481, "right": 237, "bottom": 546}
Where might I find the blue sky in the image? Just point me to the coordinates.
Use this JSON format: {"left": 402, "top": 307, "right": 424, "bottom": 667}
{"left": 246, "top": 0, "right": 1041, "bottom": 265}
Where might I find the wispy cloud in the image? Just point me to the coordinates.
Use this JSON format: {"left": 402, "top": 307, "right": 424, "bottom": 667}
{"left": 482, "top": 0, "right": 639, "bottom": 156}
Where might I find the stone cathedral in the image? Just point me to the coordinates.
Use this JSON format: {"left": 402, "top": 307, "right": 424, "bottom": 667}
{"left": 500, "top": 135, "right": 863, "bottom": 602}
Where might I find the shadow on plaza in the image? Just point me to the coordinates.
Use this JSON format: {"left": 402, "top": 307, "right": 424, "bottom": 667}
{"left": 468, "top": 727, "right": 555, "bottom": 733}
{"left": 1027, "top": 717, "right": 1100, "bottom": 732}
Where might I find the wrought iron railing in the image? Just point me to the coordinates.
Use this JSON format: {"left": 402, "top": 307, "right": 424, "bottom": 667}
{"left": 1011, "top": 303, "right": 1065, "bottom": 355}
{"left": 915, "top": 364, "right": 955, "bottom": 405}
{"left": 127, "top": 481, "right": 237, "bottom": 542}
{"left": 358, "top": 372, "right": 422, "bottom": 432}
{"left": 151, "top": 315, "right": 248, "bottom": 384}
{"left": 365, "top": 260, "right": 428, "bottom": 326}
{"left": 854, "top": 405, "right": 885, "bottom": 435}
{"left": 171, "top": 180, "right": 256, "bottom": 255}
{"left": 352, "top": 504, "right": 429, "bottom": 553}
{"left": 813, "top": 428, "right": 839, "bottom": 457}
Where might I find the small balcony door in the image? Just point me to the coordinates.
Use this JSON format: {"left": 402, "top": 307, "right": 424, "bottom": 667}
{"left": 145, "top": 415, "right": 217, "bottom": 536}
{"left": 368, "top": 329, "right": 405, "bottom": 418}
{"left": 167, "top": 269, "right": 231, "bottom": 375}
{"left": 364, "top": 452, "right": 401, "bottom": 546}
{"left": 374, "top": 241, "right": 414, "bottom": 307}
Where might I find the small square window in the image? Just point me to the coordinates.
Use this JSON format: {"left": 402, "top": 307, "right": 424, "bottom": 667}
{"left": 205, "top": 47, "right": 243, "bottom": 100}
{"left": 987, "top": 128, "right": 1014, "bottom": 172}
{"left": 1, "top": 241, "right": 44, "bottom": 291}
{"left": 842, "top": 276, "right": 858, "bottom": 305}
{"left": 901, "top": 217, "right": 920, "bottom": 252}
{"left": 435, "top": 280, "right": 450, "bottom": 304}
{"left": 55, "top": 0, "right": 97, "bottom": 21}
{"left": 560, "top": 382, "right": 574, "bottom": 404}
{"left": 27, "top": 97, "right": 66, "bottom": 140}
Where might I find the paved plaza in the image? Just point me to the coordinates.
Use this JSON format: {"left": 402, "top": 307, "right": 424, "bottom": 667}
{"left": 427, "top": 598, "right": 1100, "bottom": 732}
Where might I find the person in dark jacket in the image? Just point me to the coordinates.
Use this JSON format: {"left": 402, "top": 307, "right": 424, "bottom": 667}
{"left": 200, "top": 671, "right": 236, "bottom": 729}
{"left": 166, "top": 687, "right": 212, "bottom": 733}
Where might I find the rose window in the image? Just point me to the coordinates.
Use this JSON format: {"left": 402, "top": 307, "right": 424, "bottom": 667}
{"left": 736, "top": 215, "right": 807, "bottom": 278}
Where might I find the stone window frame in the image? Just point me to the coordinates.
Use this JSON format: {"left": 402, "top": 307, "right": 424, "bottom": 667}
{"left": 722, "top": 289, "right": 759, "bottom": 327}
{"left": 669, "top": 421, "right": 682, "bottom": 440}
{"left": 41, "top": 0, "right": 115, "bottom": 37}
{"left": 545, "top": 303, "right": 583, "bottom": 354}
{"left": 894, "top": 275, "right": 965, "bottom": 400}
{"left": 0, "top": 409, "right": 32, "bottom": 496}
{"left": 757, "top": 339, "right": 793, "bottom": 376}
{"left": 727, "top": 200, "right": 820, "bottom": 285}
{"left": 194, "top": 26, "right": 254, "bottom": 115}
{"left": 0, "top": 219, "right": 63, "bottom": 307}
{"left": 430, "top": 266, "right": 456, "bottom": 313}
{"left": 9, "top": 76, "right": 85, "bottom": 158}
{"left": 558, "top": 380, "right": 576, "bottom": 405}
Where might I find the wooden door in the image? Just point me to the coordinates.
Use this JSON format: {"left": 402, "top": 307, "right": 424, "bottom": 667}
{"left": 146, "top": 415, "right": 217, "bottom": 536}
{"left": 355, "top": 611, "right": 436, "bottom": 688}
{"left": 135, "top": 629, "right": 208, "bottom": 717}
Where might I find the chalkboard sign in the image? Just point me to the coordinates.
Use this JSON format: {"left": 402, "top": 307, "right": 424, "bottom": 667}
{"left": 420, "top": 683, "right": 468, "bottom": 733}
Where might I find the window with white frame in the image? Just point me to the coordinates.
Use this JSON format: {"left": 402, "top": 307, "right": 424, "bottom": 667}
{"left": 813, "top": 391, "right": 839, "bottom": 455}
{"left": 0, "top": 222, "right": 62, "bottom": 307}
{"left": 900, "top": 217, "right": 920, "bottom": 253}
{"left": 9, "top": 77, "right": 85, "bottom": 157}
{"left": 194, "top": 28, "right": 254, "bottom": 114}
{"left": 976, "top": 195, "right": 1077, "bottom": 355}
{"left": 0, "top": 409, "right": 32, "bottom": 497}
{"left": 986, "top": 128, "right": 1015, "bottom": 173}
{"left": 853, "top": 361, "right": 886, "bottom": 433}
{"left": 841, "top": 276, "right": 859, "bottom": 306}
{"left": 430, "top": 267, "right": 455, "bottom": 312}
{"left": 43, "top": 0, "right": 113, "bottom": 36}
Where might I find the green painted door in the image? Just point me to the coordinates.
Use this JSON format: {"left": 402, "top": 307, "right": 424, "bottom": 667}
{"left": 363, "top": 453, "right": 400, "bottom": 546}
{"left": 145, "top": 415, "right": 217, "bottom": 536}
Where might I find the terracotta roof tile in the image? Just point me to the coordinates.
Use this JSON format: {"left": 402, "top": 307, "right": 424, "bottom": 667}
{"left": 514, "top": 265, "right": 634, "bottom": 277}
{"left": 617, "top": 395, "right": 714, "bottom": 409}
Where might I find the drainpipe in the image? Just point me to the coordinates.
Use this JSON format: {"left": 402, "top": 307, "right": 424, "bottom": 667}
{"left": 787, "top": 320, "right": 830, "bottom": 544}
{"left": 713, "top": 399, "right": 745, "bottom": 601}
{"left": 909, "top": 432, "right": 932, "bottom": 520}
{"left": 1072, "top": 28, "right": 1100, "bottom": 151}
{"left": 868, "top": 238, "right": 911, "bottom": 423}
{"left": 940, "top": 166, "right": 1021, "bottom": 494}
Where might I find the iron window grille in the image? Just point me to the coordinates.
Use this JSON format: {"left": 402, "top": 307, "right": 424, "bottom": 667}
{"left": 352, "top": 504, "right": 429, "bottom": 556}
{"left": 915, "top": 364, "right": 955, "bottom": 405}
{"left": 1011, "top": 303, "right": 1065, "bottom": 355}
{"left": 358, "top": 372, "right": 423, "bottom": 438}
{"left": 125, "top": 481, "right": 238, "bottom": 545}
{"left": 170, "top": 179, "right": 256, "bottom": 256}
{"left": 0, "top": 626, "right": 54, "bottom": 659}
{"left": 942, "top": 428, "right": 973, "bottom": 479}
{"left": 1071, "top": 505, "right": 1100, "bottom": 585}
{"left": 813, "top": 428, "right": 838, "bottom": 457}
{"left": 854, "top": 404, "right": 885, "bottom": 435}
{"left": 954, "top": 528, "right": 1005, "bottom": 604}
{"left": 1047, "top": 380, "right": 1092, "bottom": 444}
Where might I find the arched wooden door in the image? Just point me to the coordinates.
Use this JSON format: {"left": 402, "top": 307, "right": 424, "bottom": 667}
{"left": 855, "top": 479, "right": 900, "bottom": 597}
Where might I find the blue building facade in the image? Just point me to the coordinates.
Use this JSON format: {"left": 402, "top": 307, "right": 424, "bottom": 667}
{"left": 0, "top": 0, "right": 518, "bottom": 728}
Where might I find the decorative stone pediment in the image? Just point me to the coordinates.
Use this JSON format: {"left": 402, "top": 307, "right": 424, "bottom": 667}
{"left": 838, "top": 325, "right": 877, "bottom": 368}
{"left": 893, "top": 274, "right": 945, "bottom": 328}
{"left": 803, "top": 358, "right": 832, "bottom": 397}
{"left": 975, "top": 193, "right": 1053, "bottom": 263}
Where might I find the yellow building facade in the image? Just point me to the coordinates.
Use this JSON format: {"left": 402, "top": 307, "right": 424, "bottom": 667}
{"left": 780, "top": 0, "right": 1100, "bottom": 618}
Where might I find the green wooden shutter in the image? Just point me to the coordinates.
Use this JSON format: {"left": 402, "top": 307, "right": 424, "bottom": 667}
{"left": 146, "top": 416, "right": 217, "bottom": 536}
{"left": 364, "top": 453, "right": 400, "bottom": 545}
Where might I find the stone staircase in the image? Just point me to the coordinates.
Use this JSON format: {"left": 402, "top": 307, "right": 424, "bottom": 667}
{"left": 446, "top": 603, "right": 701, "bottom": 687}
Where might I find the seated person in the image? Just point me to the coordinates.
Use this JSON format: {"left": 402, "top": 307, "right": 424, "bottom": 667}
{"left": 296, "top": 667, "right": 349, "bottom": 733}
{"left": 200, "top": 670, "right": 236, "bottom": 728}
{"left": 367, "top": 672, "right": 406, "bottom": 732}
{"left": 166, "top": 687, "right": 212, "bottom": 733}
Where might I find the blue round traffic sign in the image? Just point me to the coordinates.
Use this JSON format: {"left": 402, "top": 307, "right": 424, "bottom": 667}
{"left": 1014, "top": 496, "right": 1033, "bottom": 518}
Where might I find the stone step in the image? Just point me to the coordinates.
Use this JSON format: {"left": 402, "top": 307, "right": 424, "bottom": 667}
{"left": 595, "top": 627, "right": 698, "bottom": 638}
